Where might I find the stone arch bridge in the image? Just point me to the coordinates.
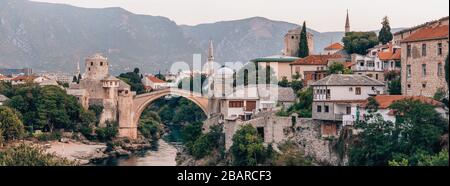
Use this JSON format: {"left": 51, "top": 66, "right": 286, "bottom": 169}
{"left": 118, "top": 88, "right": 210, "bottom": 138}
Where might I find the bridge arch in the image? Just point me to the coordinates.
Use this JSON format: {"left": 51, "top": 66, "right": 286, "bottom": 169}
{"left": 132, "top": 88, "right": 209, "bottom": 127}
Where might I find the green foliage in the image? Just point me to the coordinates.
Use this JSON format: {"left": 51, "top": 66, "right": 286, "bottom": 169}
{"left": 151, "top": 97, "right": 206, "bottom": 125}
{"left": 95, "top": 121, "right": 118, "bottom": 142}
{"left": 327, "top": 62, "right": 352, "bottom": 74}
{"left": 342, "top": 31, "right": 379, "bottom": 55}
{"left": 5, "top": 85, "right": 82, "bottom": 132}
{"left": 350, "top": 99, "right": 448, "bottom": 166}
{"left": 88, "top": 104, "right": 104, "bottom": 123}
{"left": 183, "top": 124, "right": 225, "bottom": 160}
{"left": 0, "top": 144, "right": 76, "bottom": 166}
{"left": 417, "top": 149, "right": 449, "bottom": 166}
{"left": 155, "top": 72, "right": 166, "bottom": 81}
{"left": 272, "top": 141, "right": 312, "bottom": 166}
{"left": 433, "top": 88, "right": 446, "bottom": 101}
{"left": 138, "top": 110, "right": 163, "bottom": 140}
{"left": 119, "top": 68, "right": 145, "bottom": 94}
{"left": 278, "top": 77, "right": 289, "bottom": 87}
{"left": 298, "top": 21, "right": 309, "bottom": 58}
{"left": 230, "top": 125, "right": 267, "bottom": 166}
{"left": 0, "top": 106, "right": 25, "bottom": 141}
{"left": 378, "top": 16, "right": 393, "bottom": 45}
{"left": 78, "top": 109, "right": 96, "bottom": 140}
{"left": 286, "top": 87, "right": 313, "bottom": 117}
{"left": 181, "top": 121, "right": 203, "bottom": 145}
{"left": 388, "top": 77, "right": 402, "bottom": 95}
{"left": 35, "top": 132, "right": 61, "bottom": 142}
{"left": 365, "top": 97, "right": 379, "bottom": 113}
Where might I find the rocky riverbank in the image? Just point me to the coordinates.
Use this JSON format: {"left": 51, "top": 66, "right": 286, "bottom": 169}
{"left": 42, "top": 137, "right": 155, "bottom": 165}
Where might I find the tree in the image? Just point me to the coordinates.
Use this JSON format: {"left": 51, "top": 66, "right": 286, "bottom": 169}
{"left": 77, "top": 74, "right": 82, "bottom": 84}
{"left": 119, "top": 68, "right": 145, "bottom": 94}
{"left": 298, "top": 21, "right": 309, "bottom": 58}
{"left": 230, "top": 125, "right": 267, "bottom": 166}
{"left": 378, "top": 16, "right": 393, "bottom": 45}
{"left": 0, "top": 106, "right": 25, "bottom": 141}
{"left": 278, "top": 77, "right": 290, "bottom": 87}
{"left": 327, "top": 62, "right": 352, "bottom": 74}
{"left": 388, "top": 78, "right": 402, "bottom": 95}
{"left": 342, "top": 32, "right": 379, "bottom": 55}
{"left": 95, "top": 120, "right": 118, "bottom": 142}
{"left": 350, "top": 99, "right": 448, "bottom": 166}
{"left": 290, "top": 80, "right": 303, "bottom": 93}
{"left": 286, "top": 87, "right": 313, "bottom": 117}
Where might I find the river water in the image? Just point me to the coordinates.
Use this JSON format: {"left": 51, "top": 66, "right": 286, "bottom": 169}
{"left": 96, "top": 139, "right": 178, "bottom": 166}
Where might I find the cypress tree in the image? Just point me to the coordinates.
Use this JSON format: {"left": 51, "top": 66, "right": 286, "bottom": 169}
{"left": 77, "top": 74, "right": 82, "bottom": 84}
{"left": 298, "top": 21, "right": 309, "bottom": 58}
{"left": 445, "top": 53, "right": 449, "bottom": 85}
{"left": 378, "top": 16, "right": 393, "bottom": 45}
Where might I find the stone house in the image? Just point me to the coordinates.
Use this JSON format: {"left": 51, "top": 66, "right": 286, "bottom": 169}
{"left": 399, "top": 20, "right": 449, "bottom": 97}
{"left": 250, "top": 55, "right": 299, "bottom": 81}
{"left": 321, "top": 42, "right": 344, "bottom": 55}
{"left": 289, "top": 54, "right": 344, "bottom": 86}
{"left": 143, "top": 75, "right": 168, "bottom": 91}
{"left": 310, "top": 74, "right": 385, "bottom": 136}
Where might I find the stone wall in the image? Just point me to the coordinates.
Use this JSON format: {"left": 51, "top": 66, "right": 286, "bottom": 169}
{"left": 213, "top": 112, "right": 346, "bottom": 165}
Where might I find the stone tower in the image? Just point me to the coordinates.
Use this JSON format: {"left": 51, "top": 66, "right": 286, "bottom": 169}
{"left": 284, "top": 28, "right": 314, "bottom": 57}
{"left": 345, "top": 10, "right": 351, "bottom": 33}
{"left": 84, "top": 53, "right": 109, "bottom": 80}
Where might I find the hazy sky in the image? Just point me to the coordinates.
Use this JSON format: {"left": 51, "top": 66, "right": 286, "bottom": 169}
{"left": 33, "top": 0, "right": 449, "bottom": 32}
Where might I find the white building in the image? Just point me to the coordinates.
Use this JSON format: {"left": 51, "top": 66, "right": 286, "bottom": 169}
{"left": 310, "top": 74, "right": 385, "bottom": 136}
{"left": 143, "top": 75, "right": 170, "bottom": 91}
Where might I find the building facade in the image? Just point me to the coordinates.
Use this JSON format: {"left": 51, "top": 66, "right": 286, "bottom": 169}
{"left": 67, "top": 54, "right": 134, "bottom": 136}
{"left": 283, "top": 28, "right": 314, "bottom": 57}
{"left": 399, "top": 20, "right": 449, "bottom": 97}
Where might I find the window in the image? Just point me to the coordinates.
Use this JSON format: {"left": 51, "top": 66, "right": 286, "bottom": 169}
{"left": 317, "top": 105, "right": 322, "bottom": 113}
{"left": 406, "top": 65, "right": 411, "bottom": 78}
{"left": 358, "top": 60, "right": 365, "bottom": 67}
{"left": 422, "top": 83, "right": 426, "bottom": 88}
{"left": 88, "top": 67, "right": 91, "bottom": 71}
{"left": 367, "top": 61, "right": 375, "bottom": 67}
{"left": 407, "top": 45, "right": 412, "bottom": 57}
{"left": 355, "top": 87, "right": 361, "bottom": 95}
{"left": 346, "top": 107, "right": 351, "bottom": 115}
{"left": 229, "top": 101, "right": 244, "bottom": 108}
{"left": 375, "top": 74, "right": 379, "bottom": 80}
{"left": 437, "top": 43, "right": 443, "bottom": 55}
{"left": 422, "top": 64, "right": 427, "bottom": 77}
{"left": 349, "top": 87, "right": 353, "bottom": 92}
{"left": 291, "top": 36, "right": 294, "bottom": 39}
{"left": 324, "top": 106, "right": 329, "bottom": 113}
{"left": 91, "top": 62, "right": 94, "bottom": 66}
{"left": 100, "top": 62, "right": 103, "bottom": 66}
{"left": 422, "top": 44, "right": 427, "bottom": 57}
{"left": 438, "top": 63, "right": 443, "bottom": 77}
{"left": 407, "top": 84, "right": 411, "bottom": 89}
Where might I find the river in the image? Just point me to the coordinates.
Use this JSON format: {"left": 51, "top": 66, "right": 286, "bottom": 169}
{"left": 96, "top": 139, "right": 178, "bottom": 166}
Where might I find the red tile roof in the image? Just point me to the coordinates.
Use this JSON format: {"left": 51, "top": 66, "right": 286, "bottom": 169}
{"left": 11, "top": 75, "right": 34, "bottom": 81}
{"left": 402, "top": 25, "right": 449, "bottom": 42}
{"left": 324, "top": 43, "right": 344, "bottom": 50}
{"left": 361, "top": 95, "right": 443, "bottom": 109}
{"left": 146, "top": 75, "right": 166, "bottom": 83}
{"left": 290, "top": 54, "right": 343, "bottom": 66}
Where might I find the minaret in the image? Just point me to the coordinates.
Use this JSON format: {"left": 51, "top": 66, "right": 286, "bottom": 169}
{"left": 206, "top": 39, "right": 215, "bottom": 76}
{"left": 345, "top": 9, "right": 351, "bottom": 33}
{"left": 76, "top": 60, "right": 80, "bottom": 76}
